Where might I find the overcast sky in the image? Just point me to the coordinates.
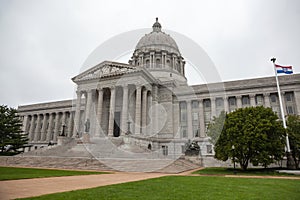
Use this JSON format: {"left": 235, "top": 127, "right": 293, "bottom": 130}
{"left": 0, "top": 0, "right": 299, "bottom": 108}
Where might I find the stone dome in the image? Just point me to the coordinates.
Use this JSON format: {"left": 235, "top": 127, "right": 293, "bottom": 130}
{"left": 135, "top": 18, "right": 181, "bottom": 55}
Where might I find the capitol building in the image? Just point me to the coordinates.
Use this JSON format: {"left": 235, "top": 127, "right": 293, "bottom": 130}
{"left": 18, "top": 19, "right": 300, "bottom": 160}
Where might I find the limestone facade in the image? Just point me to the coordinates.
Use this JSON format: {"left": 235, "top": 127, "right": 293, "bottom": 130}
{"left": 18, "top": 19, "right": 300, "bottom": 156}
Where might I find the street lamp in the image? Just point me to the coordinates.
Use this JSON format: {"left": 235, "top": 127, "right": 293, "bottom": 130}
{"left": 232, "top": 145, "right": 236, "bottom": 175}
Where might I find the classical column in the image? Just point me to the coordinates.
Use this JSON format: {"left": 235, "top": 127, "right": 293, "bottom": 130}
{"left": 34, "top": 114, "right": 42, "bottom": 141}
{"left": 22, "top": 115, "right": 29, "bottom": 133}
{"left": 29, "top": 115, "right": 35, "bottom": 141}
{"left": 147, "top": 93, "right": 153, "bottom": 135}
{"left": 73, "top": 91, "right": 82, "bottom": 137}
{"left": 108, "top": 87, "right": 116, "bottom": 136}
{"left": 67, "top": 112, "right": 73, "bottom": 137}
{"left": 40, "top": 114, "right": 48, "bottom": 141}
{"left": 294, "top": 90, "right": 300, "bottom": 114}
{"left": 198, "top": 99, "right": 206, "bottom": 137}
{"left": 135, "top": 86, "right": 142, "bottom": 134}
{"left": 85, "top": 90, "right": 93, "bottom": 122}
{"left": 121, "top": 85, "right": 128, "bottom": 135}
{"left": 142, "top": 89, "right": 148, "bottom": 135}
{"left": 61, "top": 112, "right": 66, "bottom": 126}
{"left": 224, "top": 97, "right": 229, "bottom": 112}
{"left": 187, "top": 100, "right": 193, "bottom": 138}
{"left": 150, "top": 52, "right": 154, "bottom": 68}
{"left": 250, "top": 94, "right": 256, "bottom": 107}
{"left": 152, "top": 85, "right": 158, "bottom": 134}
{"left": 95, "top": 88, "right": 103, "bottom": 137}
{"left": 46, "top": 113, "right": 54, "bottom": 141}
{"left": 264, "top": 93, "right": 271, "bottom": 108}
{"left": 53, "top": 112, "right": 60, "bottom": 141}
{"left": 211, "top": 97, "right": 216, "bottom": 118}
{"left": 236, "top": 96, "right": 242, "bottom": 108}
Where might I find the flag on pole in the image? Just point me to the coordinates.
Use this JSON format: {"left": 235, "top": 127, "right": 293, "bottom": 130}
{"left": 275, "top": 64, "right": 293, "bottom": 74}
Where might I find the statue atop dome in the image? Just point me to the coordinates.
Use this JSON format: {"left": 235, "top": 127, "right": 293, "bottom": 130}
{"left": 152, "top": 17, "right": 162, "bottom": 32}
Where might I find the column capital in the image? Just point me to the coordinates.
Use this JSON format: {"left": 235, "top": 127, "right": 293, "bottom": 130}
{"left": 249, "top": 94, "right": 256, "bottom": 98}
{"left": 236, "top": 95, "right": 242, "bottom": 99}
{"left": 97, "top": 86, "right": 103, "bottom": 91}
{"left": 263, "top": 93, "right": 270, "bottom": 97}
{"left": 136, "top": 85, "right": 142, "bottom": 90}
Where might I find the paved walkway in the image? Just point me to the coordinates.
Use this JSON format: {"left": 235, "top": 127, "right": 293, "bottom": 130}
{"left": 1, "top": 168, "right": 299, "bottom": 200}
{"left": 0, "top": 172, "right": 168, "bottom": 200}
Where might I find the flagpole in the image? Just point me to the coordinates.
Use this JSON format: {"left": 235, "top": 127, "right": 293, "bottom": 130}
{"left": 271, "top": 58, "right": 291, "bottom": 152}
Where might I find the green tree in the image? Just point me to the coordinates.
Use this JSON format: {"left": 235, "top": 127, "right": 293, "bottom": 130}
{"left": 0, "top": 105, "right": 28, "bottom": 154}
{"left": 214, "top": 106, "right": 285, "bottom": 170}
{"left": 287, "top": 115, "right": 300, "bottom": 169}
{"left": 207, "top": 111, "right": 226, "bottom": 145}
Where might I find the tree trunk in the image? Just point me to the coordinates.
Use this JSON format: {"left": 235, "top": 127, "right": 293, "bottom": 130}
{"left": 240, "top": 160, "right": 249, "bottom": 171}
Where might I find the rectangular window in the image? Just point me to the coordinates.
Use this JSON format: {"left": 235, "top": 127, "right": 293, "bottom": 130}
{"left": 270, "top": 94, "right": 277, "bottom": 103}
{"left": 242, "top": 96, "right": 250, "bottom": 105}
{"left": 181, "top": 126, "right": 187, "bottom": 138}
{"left": 287, "top": 106, "right": 295, "bottom": 114}
{"left": 228, "top": 97, "right": 236, "bottom": 106}
{"left": 193, "top": 126, "right": 200, "bottom": 137}
{"left": 216, "top": 98, "right": 224, "bottom": 107}
{"left": 204, "top": 99, "right": 211, "bottom": 108}
{"left": 162, "top": 145, "right": 168, "bottom": 156}
{"left": 285, "top": 92, "right": 294, "bottom": 102}
{"left": 192, "top": 100, "right": 199, "bottom": 108}
{"left": 256, "top": 95, "right": 264, "bottom": 105}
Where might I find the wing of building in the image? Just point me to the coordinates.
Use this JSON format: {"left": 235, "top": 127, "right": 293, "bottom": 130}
{"left": 18, "top": 18, "right": 300, "bottom": 158}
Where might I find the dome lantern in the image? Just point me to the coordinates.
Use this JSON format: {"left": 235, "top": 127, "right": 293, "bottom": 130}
{"left": 152, "top": 17, "right": 162, "bottom": 32}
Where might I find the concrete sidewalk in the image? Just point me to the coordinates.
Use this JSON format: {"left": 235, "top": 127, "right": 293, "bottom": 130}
{"left": 0, "top": 172, "right": 167, "bottom": 200}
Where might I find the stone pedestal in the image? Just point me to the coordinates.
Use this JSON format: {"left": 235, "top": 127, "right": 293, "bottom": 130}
{"left": 82, "top": 133, "right": 91, "bottom": 143}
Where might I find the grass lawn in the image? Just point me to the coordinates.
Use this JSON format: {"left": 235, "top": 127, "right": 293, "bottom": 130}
{"left": 20, "top": 176, "right": 300, "bottom": 200}
{"left": 193, "top": 167, "right": 299, "bottom": 176}
{"left": 0, "top": 166, "right": 108, "bottom": 181}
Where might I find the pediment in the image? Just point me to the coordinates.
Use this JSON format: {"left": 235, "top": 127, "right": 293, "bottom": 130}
{"left": 72, "top": 61, "right": 139, "bottom": 82}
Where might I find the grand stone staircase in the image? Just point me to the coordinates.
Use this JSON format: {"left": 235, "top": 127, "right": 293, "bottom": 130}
{"left": 1, "top": 137, "right": 202, "bottom": 173}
